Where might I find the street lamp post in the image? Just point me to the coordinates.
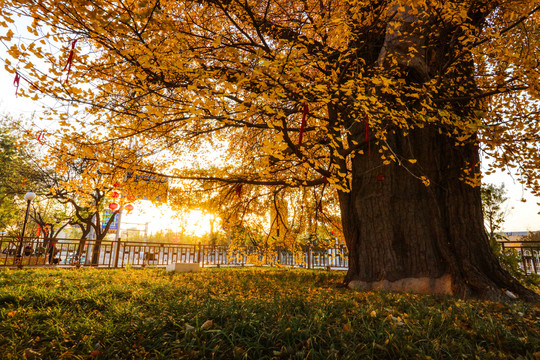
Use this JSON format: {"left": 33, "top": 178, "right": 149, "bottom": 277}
{"left": 15, "top": 191, "right": 36, "bottom": 266}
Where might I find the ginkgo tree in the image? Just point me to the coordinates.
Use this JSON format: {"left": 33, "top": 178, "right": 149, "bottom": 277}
{"left": 2, "top": 0, "right": 540, "bottom": 301}
{"left": 39, "top": 139, "right": 162, "bottom": 263}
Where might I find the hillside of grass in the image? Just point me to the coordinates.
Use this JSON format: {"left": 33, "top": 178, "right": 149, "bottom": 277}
{"left": 0, "top": 267, "right": 539, "bottom": 359}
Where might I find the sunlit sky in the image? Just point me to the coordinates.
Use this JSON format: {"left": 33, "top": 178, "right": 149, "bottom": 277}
{"left": 0, "top": 43, "right": 539, "bottom": 234}
{"left": 121, "top": 202, "right": 213, "bottom": 237}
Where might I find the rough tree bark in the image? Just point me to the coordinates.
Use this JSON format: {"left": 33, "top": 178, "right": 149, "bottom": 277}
{"left": 340, "top": 4, "right": 539, "bottom": 302}
{"left": 340, "top": 128, "right": 538, "bottom": 301}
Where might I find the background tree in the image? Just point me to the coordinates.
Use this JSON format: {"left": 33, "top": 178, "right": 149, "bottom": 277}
{"left": 0, "top": 116, "right": 48, "bottom": 234}
{"left": 481, "top": 184, "right": 540, "bottom": 291}
{"left": 30, "top": 198, "right": 72, "bottom": 244}
{"left": 0, "top": 127, "right": 23, "bottom": 232}
{"left": 45, "top": 156, "right": 126, "bottom": 264}
{"left": 2, "top": 0, "right": 540, "bottom": 300}
{"left": 481, "top": 183, "right": 511, "bottom": 247}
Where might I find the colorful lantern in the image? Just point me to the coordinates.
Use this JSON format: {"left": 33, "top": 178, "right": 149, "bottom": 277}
{"left": 125, "top": 203, "right": 134, "bottom": 213}
{"left": 108, "top": 202, "right": 119, "bottom": 211}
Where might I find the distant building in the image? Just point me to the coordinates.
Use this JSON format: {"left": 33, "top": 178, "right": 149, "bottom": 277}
{"left": 504, "top": 232, "right": 528, "bottom": 241}
{"left": 503, "top": 231, "right": 540, "bottom": 242}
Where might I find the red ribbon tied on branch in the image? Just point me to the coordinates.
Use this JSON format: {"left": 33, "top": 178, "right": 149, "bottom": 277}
{"left": 235, "top": 184, "right": 243, "bottom": 197}
{"left": 37, "top": 130, "right": 45, "bottom": 144}
{"left": 298, "top": 103, "right": 309, "bottom": 146}
{"left": 13, "top": 72, "right": 20, "bottom": 96}
{"left": 63, "top": 39, "right": 78, "bottom": 83}
{"left": 13, "top": 72, "right": 39, "bottom": 94}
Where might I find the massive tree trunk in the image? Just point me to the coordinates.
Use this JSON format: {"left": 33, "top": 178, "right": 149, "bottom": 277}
{"left": 340, "top": 126, "right": 538, "bottom": 301}
{"left": 339, "top": 2, "right": 539, "bottom": 302}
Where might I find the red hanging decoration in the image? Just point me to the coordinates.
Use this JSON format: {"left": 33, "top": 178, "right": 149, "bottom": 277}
{"left": 365, "top": 115, "right": 371, "bottom": 156}
{"left": 125, "top": 203, "right": 134, "bottom": 213}
{"left": 298, "top": 103, "right": 308, "bottom": 146}
{"left": 235, "top": 184, "right": 243, "bottom": 197}
{"left": 37, "top": 130, "right": 45, "bottom": 144}
{"left": 13, "top": 72, "right": 20, "bottom": 96}
{"left": 63, "top": 39, "right": 78, "bottom": 83}
{"left": 22, "top": 177, "right": 26, "bottom": 186}
{"left": 108, "top": 202, "right": 119, "bottom": 211}
{"left": 13, "top": 72, "right": 40, "bottom": 94}
{"left": 110, "top": 191, "right": 120, "bottom": 198}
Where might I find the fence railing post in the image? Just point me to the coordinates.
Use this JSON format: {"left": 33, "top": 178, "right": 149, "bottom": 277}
{"left": 0, "top": 236, "right": 355, "bottom": 271}
{"left": 532, "top": 249, "right": 538, "bottom": 274}
{"left": 114, "top": 238, "right": 121, "bottom": 268}
{"left": 520, "top": 248, "right": 527, "bottom": 274}
{"left": 198, "top": 242, "right": 204, "bottom": 267}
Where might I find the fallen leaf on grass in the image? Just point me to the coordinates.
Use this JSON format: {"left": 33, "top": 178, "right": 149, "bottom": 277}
{"left": 389, "top": 315, "right": 405, "bottom": 326}
{"left": 24, "top": 348, "right": 41, "bottom": 360}
{"left": 86, "top": 350, "right": 102, "bottom": 359}
{"left": 200, "top": 320, "right": 213, "bottom": 330}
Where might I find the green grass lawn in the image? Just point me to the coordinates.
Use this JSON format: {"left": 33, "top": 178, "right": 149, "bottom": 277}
{"left": 0, "top": 267, "right": 539, "bottom": 359}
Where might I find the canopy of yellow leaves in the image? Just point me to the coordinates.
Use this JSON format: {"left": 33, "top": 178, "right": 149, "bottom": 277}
{"left": 0, "top": 0, "right": 539, "bottom": 196}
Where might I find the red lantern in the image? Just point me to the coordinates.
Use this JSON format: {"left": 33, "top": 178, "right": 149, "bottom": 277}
{"left": 125, "top": 203, "right": 134, "bottom": 213}
{"left": 110, "top": 191, "right": 120, "bottom": 198}
{"left": 109, "top": 202, "right": 119, "bottom": 211}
